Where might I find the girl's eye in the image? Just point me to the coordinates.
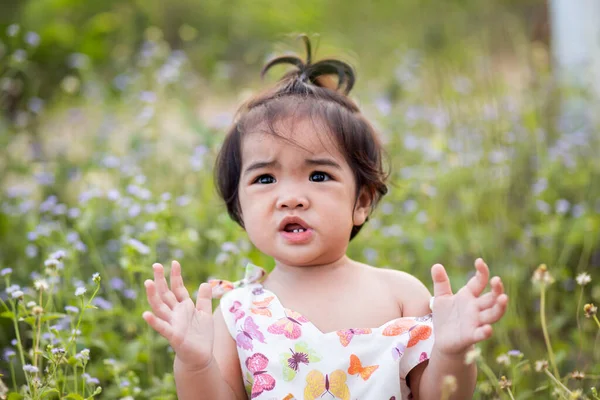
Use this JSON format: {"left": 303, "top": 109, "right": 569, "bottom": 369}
{"left": 253, "top": 174, "right": 276, "bottom": 184}
{"left": 309, "top": 171, "right": 331, "bottom": 182}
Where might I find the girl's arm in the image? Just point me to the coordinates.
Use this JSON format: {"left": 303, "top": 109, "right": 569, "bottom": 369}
{"left": 174, "top": 306, "right": 246, "bottom": 400}
{"left": 409, "top": 348, "right": 477, "bottom": 399}
{"left": 407, "top": 259, "right": 507, "bottom": 400}
{"left": 143, "top": 261, "right": 247, "bottom": 400}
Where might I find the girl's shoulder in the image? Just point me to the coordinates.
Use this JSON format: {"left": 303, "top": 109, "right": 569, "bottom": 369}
{"left": 363, "top": 263, "right": 432, "bottom": 317}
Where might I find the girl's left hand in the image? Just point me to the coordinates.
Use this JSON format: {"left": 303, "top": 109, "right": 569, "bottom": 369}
{"left": 429, "top": 258, "right": 508, "bottom": 356}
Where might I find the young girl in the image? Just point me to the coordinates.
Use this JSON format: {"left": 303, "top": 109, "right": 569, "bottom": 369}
{"left": 142, "top": 36, "right": 508, "bottom": 400}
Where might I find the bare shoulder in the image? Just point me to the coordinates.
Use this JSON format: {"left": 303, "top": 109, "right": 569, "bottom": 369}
{"left": 371, "top": 265, "right": 432, "bottom": 317}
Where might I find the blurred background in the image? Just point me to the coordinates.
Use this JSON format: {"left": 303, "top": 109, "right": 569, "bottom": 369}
{"left": 1, "top": 0, "right": 599, "bottom": 399}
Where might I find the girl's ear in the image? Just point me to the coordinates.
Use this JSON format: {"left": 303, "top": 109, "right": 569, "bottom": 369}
{"left": 353, "top": 187, "right": 372, "bottom": 226}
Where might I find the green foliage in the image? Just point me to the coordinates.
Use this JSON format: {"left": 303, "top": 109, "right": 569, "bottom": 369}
{"left": 1, "top": 4, "right": 599, "bottom": 399}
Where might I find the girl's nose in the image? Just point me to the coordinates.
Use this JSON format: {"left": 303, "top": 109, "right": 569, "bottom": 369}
{"left": 276, "top": 193, "right": 309, "bottom": 210}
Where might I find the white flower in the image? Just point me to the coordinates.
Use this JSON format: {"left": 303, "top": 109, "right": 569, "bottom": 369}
{"left": 11, "top": 290, "right": 24, "bottom": 299}
{"left": 76, "top": 348, "right": 90, "bottom": 362}
{"left": 464, "top": 347, "right": 481, "bottom": 365}
{"left": 74, "top": 287, "right": 86, "bottom": 297}
{"left": 535, "top": 360, "right": 548, "bottom": 372}
{"left": 576, "top": 273, "right": 591, "bottom": 286}
{"left": 496, "top": 354, "right": 510, "bottom": 366}
{"left": 6, "top": 284, "right": 20, "bottom": 294}
{"left": 34, "top": 279, "right": 49, "bottom": 291}
{"left": 44, "top": 258, "right": 60, "bottom": 268}
{"left": 92, "top": 273, "right": 101, "bottom": 284}
{"left": 50, "top": 250, "right": 66, "bottom": 260}
{"left": 7, "top": 24, "right": 19, "bottom": 37}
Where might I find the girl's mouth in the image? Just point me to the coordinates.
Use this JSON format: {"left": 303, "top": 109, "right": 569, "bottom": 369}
{"left": 283, "top": 223, "right": 307, "bottom": 233}
{"left": 280, "top": 227, "right": 313, "bottom": 243}
{"left": 278, "top": 217, "right": 313, "bottom": 243}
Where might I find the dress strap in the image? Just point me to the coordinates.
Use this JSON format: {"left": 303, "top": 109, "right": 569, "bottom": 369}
{"left": 208, "top": 263, "right": 267, "bottom": 299}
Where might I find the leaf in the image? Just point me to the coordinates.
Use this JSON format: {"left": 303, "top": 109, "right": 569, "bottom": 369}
{"left": 22, "top": 312, "right": 66, "bottom": 325}
{"left": 41, "top": 388, "right": 60, "bottom": 399}
{"left": 64, "top": 394, "right": 85, "bottom": 400}
{"left": 8, "top": 393, "right": 24, "bottom": 400}
{"left": 0, "top": 311, "right": 15, "bottom": 319}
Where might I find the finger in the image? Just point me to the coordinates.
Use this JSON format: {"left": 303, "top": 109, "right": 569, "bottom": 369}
{"left": 479, "top": 294, "right": 508, "bottom": 324}
{"left": 490, "top": 276, "right": 504, "bottom": 296}
{"left": 476, "top": 277, "right": 504, "bottom": 310}
{"left": 476, "top": 291, "right": 498, "bottom": 310}
{"left": 473, "top": 324, "right": 492, "bottom": 343}
{"left": 431, "top": 264, "right": 453, "bottom": 297}
{"left": 170, "top": 260, "right": 190, "bottom": 302}
{"left": 144, "top": 280, "right": 173, "bottom": 321}
{"left": 465, "top": 258, "right": 489, "bottom": 297}
{"left": 142, "top": 311, "right": 174, "bottom": 340}
{"left": 153, "top": 263, "right": 177, "bottom": 308}
{"left": 196, "top": 282, "right": 213, "bottom": 313}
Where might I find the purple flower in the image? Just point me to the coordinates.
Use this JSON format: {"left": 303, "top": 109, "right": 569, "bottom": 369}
{"left": 3, "top": 348, "right": 16, "bottom": 360}
{"left": 92, "top": 297, "right": 113, "bottom": 310}
{"left": 83, "top": 373, "right": 99, "bottom": 385}
{"left": 110, "top": 277, "right": 125, "bottom": 291}
{"left": 25, "top": 32, "right": 40, "bottom": 47}
{"left": 65, "top": 306, "right": 79, "bottom": 313}
{"left": 507, "top": 350, "right": 523, "bottom": 358}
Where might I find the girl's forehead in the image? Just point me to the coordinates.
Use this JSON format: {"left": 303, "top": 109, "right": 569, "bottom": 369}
{"left": 241, "top": 119, "right": 342, "bottom": 159}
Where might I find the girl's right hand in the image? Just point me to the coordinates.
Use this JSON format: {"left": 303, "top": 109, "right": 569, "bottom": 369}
{"left": 143, "top": 260, "right": 214, "bottom": 371}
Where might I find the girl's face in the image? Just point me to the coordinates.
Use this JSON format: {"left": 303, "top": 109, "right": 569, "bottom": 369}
{"left": 237, "top": 118, "right": 371, "bottom": 267}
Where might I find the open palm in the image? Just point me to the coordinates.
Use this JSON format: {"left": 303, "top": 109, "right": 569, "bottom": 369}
{"left": 143, "top": 261, "right": 215, "bottom": 369}
{"left": 430, "top": 258, "right": 508, "bottom": 356}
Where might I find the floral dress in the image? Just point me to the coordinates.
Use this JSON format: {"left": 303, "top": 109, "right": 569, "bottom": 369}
{"left": 210, "top": 264, "right": 435, "bottom": 400}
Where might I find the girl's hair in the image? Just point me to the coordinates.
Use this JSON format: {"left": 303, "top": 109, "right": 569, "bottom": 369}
{"left": 215, "top": 35, "right": 388, "bottom": 240}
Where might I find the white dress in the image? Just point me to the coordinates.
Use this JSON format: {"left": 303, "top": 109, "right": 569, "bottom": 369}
{"left": 212, "top": 264, "right": 435, "bottom": 400}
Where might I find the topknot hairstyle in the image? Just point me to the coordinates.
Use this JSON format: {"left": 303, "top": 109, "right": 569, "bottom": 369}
{"left": 260, "top": 35, "right": 355, "bottom": 95}
{"left": 215, "top": 34, "right": 388, "bottom": 240}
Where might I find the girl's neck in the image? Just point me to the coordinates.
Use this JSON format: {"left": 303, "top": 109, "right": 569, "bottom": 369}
{"left": 268, "top": 255, "right": 356, "bottom": 287}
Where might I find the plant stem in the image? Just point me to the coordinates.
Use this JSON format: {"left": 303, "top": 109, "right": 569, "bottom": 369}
{"left": 9, "top": 361, "right": 17, "bottom": 391}
{"left": 74, "top": 364, "right": 78, "bottom": 395}
{"left": 82, "top": 366, "right": 86, "bottom": 396}
{"left": 593, "top": 315, "right": 600, "bottom": 329}
{"left": 66, "top": 284, "right": 101, "bottom": 353}
{"left": 477, "top": 359, "right": 502, "bottom": 394}
{"left": 11, "top": 299, "right": 33, "bottom": 391}
{"left": 33, "top": 290, "right": 43, "bottom": 367}
{"left": 576, "top": 287, "right": 583, "bottom": 331}
{"left": 540, "top": 284, "right": 559, "bottom": 378}
{"left": 544, "top": 369, "right": 572, "bottom": 396}
{"left": 506, "top": 388, "right": 516, "bottom": 400}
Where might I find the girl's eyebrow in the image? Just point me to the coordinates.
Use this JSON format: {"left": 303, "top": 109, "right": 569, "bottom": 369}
{"left": 242, "top": 157, "right": 341, "bottom": 177}
{"left": 304, "top": 158, "right": 342, "bottom": 170}
{"left": 243, "top": 160, "right": 279, "bottom": 177}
